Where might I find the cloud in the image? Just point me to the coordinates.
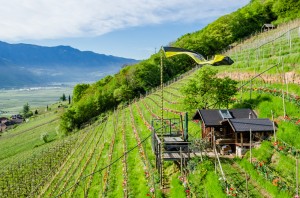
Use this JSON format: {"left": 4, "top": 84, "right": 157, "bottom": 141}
{"left": 0, "top": 0, "right": 249, "bottom": 41}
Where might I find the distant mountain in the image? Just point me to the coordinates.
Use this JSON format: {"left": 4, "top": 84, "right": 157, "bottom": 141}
{"left": 0, "top": 41, "right": 138, "bottom": 88}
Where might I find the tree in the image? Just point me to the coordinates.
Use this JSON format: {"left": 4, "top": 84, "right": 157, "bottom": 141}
{"left": 23, "top": 103, "right": 30, "bottom": 115}
{"left": 60, "top": 93, "right": 66, "bottom": 101}
{"left": 60, "top": 108, "right": 77, "bottom": 133}
{"left": 73, "top": 84, "right": 90, "bottom": 103}
{"left": 181, "top": 67, "right": 237, "bottom": 110}
{"left": 214, "top": 77, "right": 238, "bottom": 108}
{"left": 23, "top": 103, "right": 33, "bottom": 118}
{"left": 68, "top": 95, "right": 71, "bottom": 104}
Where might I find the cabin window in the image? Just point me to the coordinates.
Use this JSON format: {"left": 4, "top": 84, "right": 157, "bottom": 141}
{"left": 219, "top": 110, "right": 232, "bottom": 119}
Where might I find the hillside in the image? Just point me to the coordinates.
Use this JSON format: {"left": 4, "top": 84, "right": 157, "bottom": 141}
{"left": 0, "top": 19, "right": 299, "bottom": 197}
{"left": 0, "top": 41, "right": 138, "bottom": 88}
{"left": 0, "top": 0, "right": 300, "bottom": 197}
{"left": 60, "top": 0, "right": 300, "bottom": 132}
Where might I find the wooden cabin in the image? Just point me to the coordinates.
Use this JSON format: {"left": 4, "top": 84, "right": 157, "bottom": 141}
{"left": 193, "top": 109, "right": 275, "bottom": 155}
{"left": 0, "top": 123, "right": 6, "bottom": 132}
{"left": 261, "top": 24, "right": 275, "bottom": 32}
{"left": 0, "top": 117, "right": 8, "bottom": 124}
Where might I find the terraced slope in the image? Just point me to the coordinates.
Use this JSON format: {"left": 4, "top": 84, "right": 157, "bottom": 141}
{"left": 0, "top": 19, "right": 300, "bottom": 197}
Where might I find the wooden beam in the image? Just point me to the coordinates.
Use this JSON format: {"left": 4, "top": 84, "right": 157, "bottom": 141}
{"left": 241, "top": 133, "right": 243, "bottom": 148}
{"left": 235, "top": 133, "right": 237, "bottom": 144}
{"left": 212, "top": 128, "right": 215, "bottom": 148}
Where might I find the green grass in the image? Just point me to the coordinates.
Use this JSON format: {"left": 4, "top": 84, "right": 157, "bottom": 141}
{"left": 237, "top": 159, "right": 291, "bottom": 198}
{"left": 0, "top": 104, "right": 68, "bottom": 167}
{"left": 251, "top": 141, "right": 273, "bottom": 163}
{"left": 204, "top": 171, "right": 227, "bottom": 198}
{"left": 0, "top": 86, "right": 73, "bottom": 116}
{"left": 169, "top": 173, "right": 186, "bottom": 198}
{"left": 221, "top": 160, "right": 264, "bottom": 198}
{"left": 124, "top": 107, "right": 150, "bottom": 197}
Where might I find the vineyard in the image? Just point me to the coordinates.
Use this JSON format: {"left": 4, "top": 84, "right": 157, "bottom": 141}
{"left": 0, "top": 19, "right": 300, "bottom": 197}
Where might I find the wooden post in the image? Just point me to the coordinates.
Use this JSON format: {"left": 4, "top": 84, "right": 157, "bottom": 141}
{"left": 214, "top": 135, "right": 217, "bottom": 174}
{"left": 245, "top": 172, "right": 249, "bottom": 198}
{"left": 214, "top": 143, "right": 228, "bottom": 194}
{"left": 250, "top": 79, "right": 252, "bottom": 100}
{"left": 289, "top": 29, "right": 292, "bottom": 50}
{"left": 241, "top": 86, "right": 243, "bottom": 101}
{"left": 250, "top": 129, "right": 252, "bottom": 164}
{"left": 297, "top": 157, "right": 299, "bottom": 196}
{"left": 282, "top": 60, "right": 287, "bottom": 118}
{"left": 241, "top": 133, "right": 243, "bottom": 149}
{"left": 199, "top": 140, "right": 203, "bottom": 162}
{"left": 183, "top": 155, "right": 186, "bottom": 177}
{"left": 180, "top": 147, "right": 183, "bottom": 174}
{"left": 235, "top": 133, "right": 238, "bottom": 156}
{"left": 211, "top": 128, "right": 214, "bottom": 148}
{"left": 271, "top": 110, "right": 276, "bottom": 142}
{"left": 286, "top": 74, "right": 289, "bottom": 101}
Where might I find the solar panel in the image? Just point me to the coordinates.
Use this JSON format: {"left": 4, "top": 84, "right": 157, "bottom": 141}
{"left": 219, "top": 110, "right": 232, "bottom": 119}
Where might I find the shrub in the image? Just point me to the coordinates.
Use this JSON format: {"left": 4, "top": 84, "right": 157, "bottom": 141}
{"left": 40, "top": 132, "right": 49, "bottom": 143}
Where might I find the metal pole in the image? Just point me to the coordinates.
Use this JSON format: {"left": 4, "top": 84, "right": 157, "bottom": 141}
{"left": 160, "top": 47, "right": 164, "bottom": 189}
{"left": 184, "top": 112, "right": 188, "bottom": 141}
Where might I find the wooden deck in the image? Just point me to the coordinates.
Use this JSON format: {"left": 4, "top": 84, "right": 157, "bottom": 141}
{"left": 163, "top": 136, "right": 184, "bottom": 143}
{"left": 163, "top": 152, "right": 234, "bottom": 161}
{"left": 163, "top": 152, "right": 195, "bottom": 161}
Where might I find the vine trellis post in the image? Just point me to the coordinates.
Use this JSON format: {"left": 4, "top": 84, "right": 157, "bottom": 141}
{"left": 281, "top": 58, "right": 287, "bottom": 118}
{"left": 271, "top": 110, "right": 276, "bottom": 142}
{"left": 160, "top": 47, "right": 164, "bottom": 189}
{"left": 249, "top": 128, "right": 252, "bottom": 164}
{"left": 296, "top": 157, "right": 299, "bottom": 197}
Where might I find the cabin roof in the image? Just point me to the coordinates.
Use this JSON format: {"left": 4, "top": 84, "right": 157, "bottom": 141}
{"left": 227, "top": 118, "right": 274, "bottom": 133}
{"left": 262, "top": 23, "right": 275, "bottom": 28}
{"left": 192, "top": 108, "right": 257, "bottom": 126}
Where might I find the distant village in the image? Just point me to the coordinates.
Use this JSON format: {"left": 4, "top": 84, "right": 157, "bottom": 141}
{"left": 0, "top": 114, "right": 24, "bottom": 132}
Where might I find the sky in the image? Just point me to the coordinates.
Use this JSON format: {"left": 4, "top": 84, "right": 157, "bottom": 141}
{"left": 0, "top": 0, "right": 250, "bottom": 60}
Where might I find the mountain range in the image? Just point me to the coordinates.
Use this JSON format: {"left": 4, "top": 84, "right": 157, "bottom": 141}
{"left": 0, "top": 41, "right": 138, "bottom": 88}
